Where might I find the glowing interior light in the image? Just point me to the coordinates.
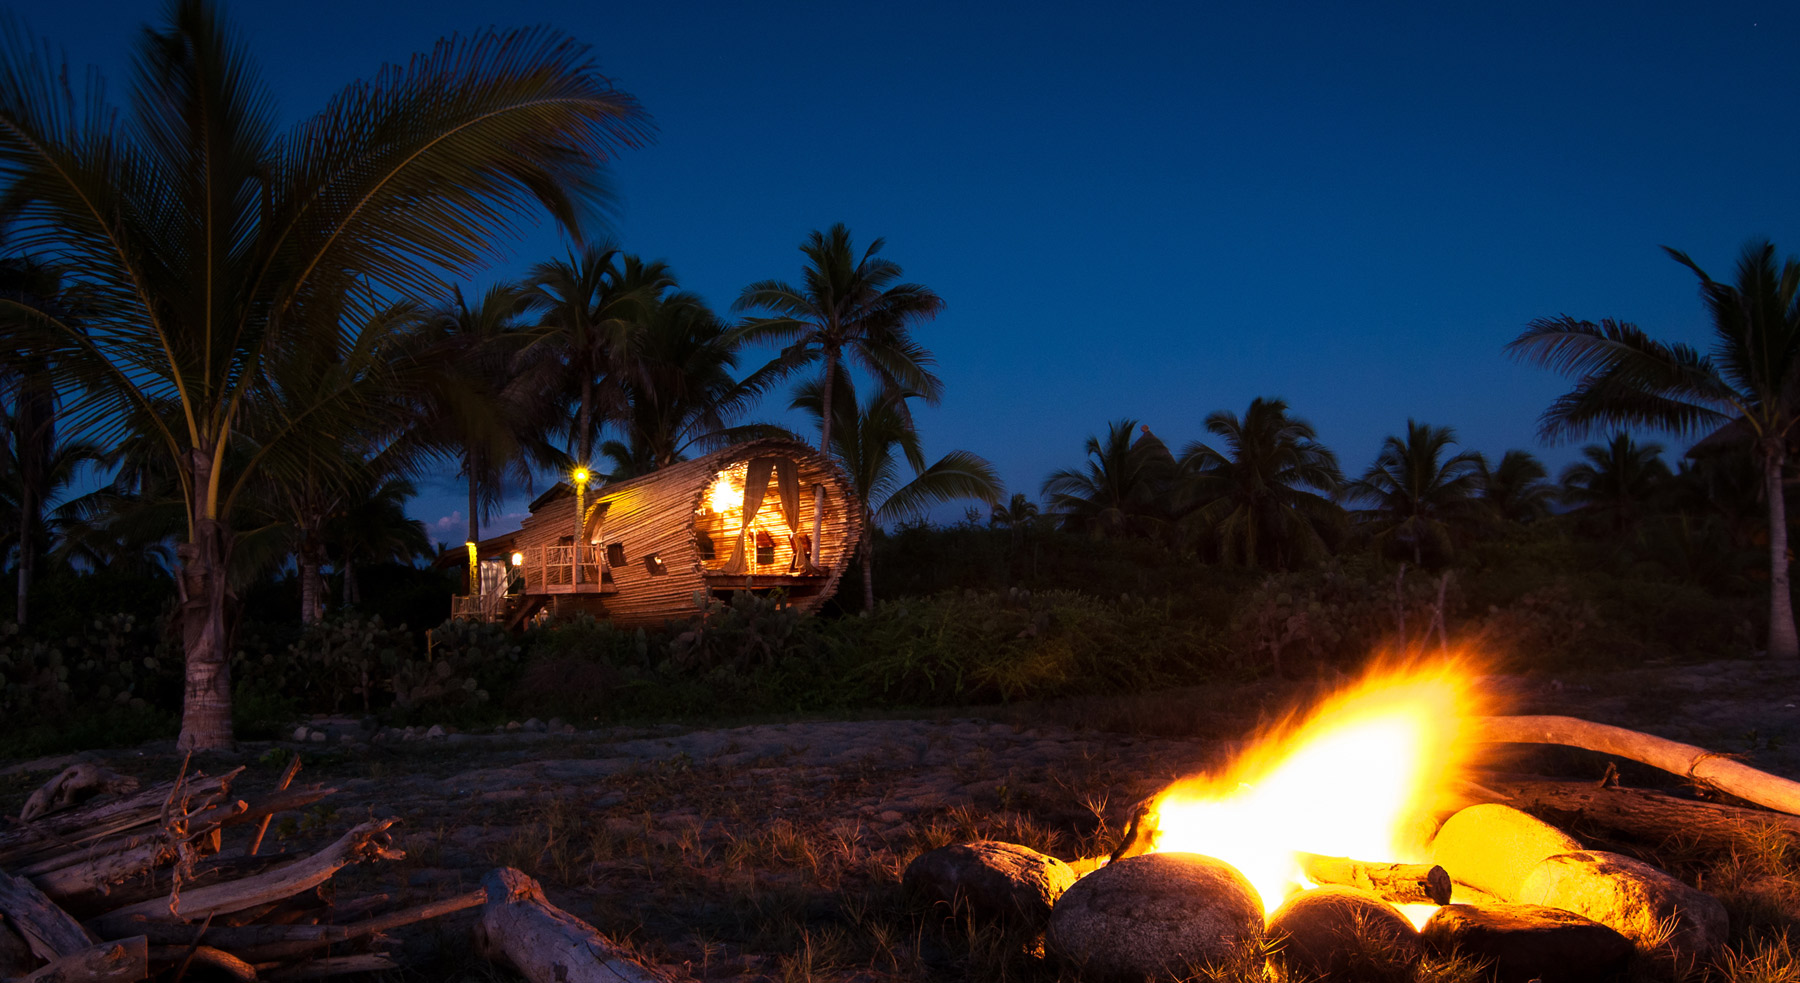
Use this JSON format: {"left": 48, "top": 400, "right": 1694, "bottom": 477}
{"left": 510, "top": 551, "right": 523, "bottom": 566}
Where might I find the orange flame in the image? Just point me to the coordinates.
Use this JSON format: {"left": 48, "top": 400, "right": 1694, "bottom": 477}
{"left": 1144, "top": 658, "right": 1483, "bottom": 923}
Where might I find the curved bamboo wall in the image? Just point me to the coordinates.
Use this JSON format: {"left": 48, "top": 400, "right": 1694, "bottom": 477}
{"left": 509, "top": 439, "right": 862, "bottom": 628}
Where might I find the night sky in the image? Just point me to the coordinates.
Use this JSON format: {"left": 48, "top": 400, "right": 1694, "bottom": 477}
{"left": 19, "top": 1, "right": 1800, "bottom": 541}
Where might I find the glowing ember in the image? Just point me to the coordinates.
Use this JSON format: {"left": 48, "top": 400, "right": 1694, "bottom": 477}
{"left": 1143, "top": 661, "right": 1479, "bottom": 926}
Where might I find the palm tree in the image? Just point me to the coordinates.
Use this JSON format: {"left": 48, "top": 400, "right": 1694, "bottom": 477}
{"left": 1508, "top": 240, "right": 1800, "bottom": 658}
{"left": 413, "top": 283, "right": 559, "bottom": 551}
{"left": 326, "top": 475, "right": 431, "bottom": 608}
{"left": 735, "top": 224, "right": 946, "bottom": 567}
{"left": 0, "top": 253, "right": 76, "bottom": 627}
{"left": 0, "top": 1, "right": 650, "bottom": 748}
{"left": 607, "top": 283, "right": 776, "bottom": 473}
{"left": 1178, "top": 397, "right": 1344, "bottom": 569}
{"left": 523, "top": 249, "right": 672, "bottom": 469}
{"left": 1557, "top": 433, "right": 1671, "bottom": 533}
{"left": 990, "top": 493, "right": 1041, "bottom": 532}
{"left": 1476, "top": 450, "right": 1556, "bottom": 525}
{"left": 793, "top": 373, "right": 1000, "bottom": 611}
{"left": 1345, "top": 421, "right": 1485, "bottom": 566}
{"left": 1041, "top": 420, "right": 1176, "bottom": 540}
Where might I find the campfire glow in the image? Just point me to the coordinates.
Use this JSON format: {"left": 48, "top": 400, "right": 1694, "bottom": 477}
{"left": 1143, "top": 661, "right": 1479, "bottom": 926}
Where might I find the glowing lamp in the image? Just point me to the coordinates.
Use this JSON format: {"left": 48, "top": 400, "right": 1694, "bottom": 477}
{"left": 510, "top": 551, "right": 523, "bottom": 566}
{"left": 572, "top": 467, "right": 591, "bottom": 485}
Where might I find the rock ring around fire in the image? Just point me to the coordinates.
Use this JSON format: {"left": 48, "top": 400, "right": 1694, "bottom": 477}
{"left": 1047, "top": 852, "right": 1263, "bottom": 981}
{"left": 901, "top": 840, "right": 1075, "bottom": 929}
{"left": 1265, "top": 885, "right": 1422, "bottom": 982}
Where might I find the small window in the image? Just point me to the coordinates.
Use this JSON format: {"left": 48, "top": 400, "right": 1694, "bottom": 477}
{"left": 755, "top": 530, "right": 775, "bottom": 566}
{"left": 644, "top": 553, "right": 667, "bottom": 576}
{"left": 696, "top": 532, "right": 715, "bottom": 561}
{"left": 606, "top": 543, "right": 626, "bottom": 567}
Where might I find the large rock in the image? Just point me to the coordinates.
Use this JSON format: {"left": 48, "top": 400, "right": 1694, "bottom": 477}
{"left": 902, "top": 841, "right": 1075, "bottom": 928}
{"left": 1047, "top": 852, "right": 1262, "bottom": 981}
{"left": 1516, "top": 851, "right": 1728, "bottom": 963}
{"left": 1429, "top": 803, "right": 1581, "bottom": 900}
{"left": 1422, "top": 903, "right": 1632, "bottom": 983}
{"left": 1265, "top": 886, "right": 1421, "bottom": 982}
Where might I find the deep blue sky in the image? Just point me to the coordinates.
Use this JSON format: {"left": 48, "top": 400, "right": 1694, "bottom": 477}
{"left": 20, "top": 1, "right": 1800, "bottom": 540}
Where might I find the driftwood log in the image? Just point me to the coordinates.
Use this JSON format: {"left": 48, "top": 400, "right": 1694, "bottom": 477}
{"left": 18, "top": 766, "right": 140, "bottom": 823}
{"left": 1294, "top": 852, "right": 1452, "bottom": 905}
{"left": 1474, "top": 716, "right": 1800, "bottom": 816}
{"left": 0, "top": 872, "right": 93, "bottom": 962}
{"left": 1467, "top": 774, "right": 1800, "bottom": 843}
{"left": 13, "top": 936, "right": 146, "bottom": 983}
{"left": 474, "top": 867, "right": 671, "bottom": 983}
{"left": 93, "top": 819, "right": 402, "bottom": 929}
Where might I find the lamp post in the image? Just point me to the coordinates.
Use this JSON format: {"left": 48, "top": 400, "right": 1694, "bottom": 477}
{"left": 572, "top": 467, "right": 590, "bottom": 586}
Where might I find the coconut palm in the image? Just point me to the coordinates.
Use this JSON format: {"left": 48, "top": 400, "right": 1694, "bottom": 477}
{"left": 1041, "top": 420, "right": 1176, "bottom": 540}
{"left": 606, "top": 283, "right": 779, "bottom": 474}
{"left": 1178, "top": 397, "right": 1344, "bottom": 569}
{"left": 0, "top": 1, "right": 649, "bottom": 748}
{"left": 793, "top": 372, "right": 999, "bottom": 611}
{"left": 735, "top": 224, "right": 945, "bottom": 566}
{"left": 1508, "top": 240, "right": 1800, "bottom": 658}
{"left": 523, "top": 249, "right": 672, "bottom": 470}
{"left": 1476, "top": 449, "right": 1556, "bottom": 525}
{"left": 990, "top": 493, "right": 1041, "bottom": 532}
{"left": 1345, "top": 421, "right": 1485, "bottom": 566}
{"left": 1557, "top": 434, "right": 1671, "bottom": 533}
{"left": 326, "top": 475, "right": 431, "bottom": 609}
{"left": 0, "top": 253, "right": 76, "bottom": 626}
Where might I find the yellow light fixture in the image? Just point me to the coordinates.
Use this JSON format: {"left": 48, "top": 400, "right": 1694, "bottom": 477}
{"left": 572, "top": 466, "right": 591, "bottom": 485}
{"left": 510, "top": 551, "right": 523, "bottom": 566}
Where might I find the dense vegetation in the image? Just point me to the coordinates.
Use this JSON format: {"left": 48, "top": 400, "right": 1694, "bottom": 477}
{"left": 1, "top": 2, "right": 1795, "bottom": 758}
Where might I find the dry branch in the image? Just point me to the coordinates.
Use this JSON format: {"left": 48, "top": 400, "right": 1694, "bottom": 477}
{"left": 1473, "top": 716, "right": 1800, "bottom": 816}
{"left": 19, "top": 766, "right": 140, "bottom": 823}
{"left": 1295, "top": 852, "right": 1452, "bottom": 905}
{"left": 474, "top": 867, "right": 671, "bottom": 983}
{"left": 248, "top": 757, "right": 303, "bottom": 857}
{"left": 0, "top": 872, "right": 93, "bottom": 961}
{"left": 13, "top": 936, "right": 145, "bottom": 983}
{"left": 0, "top": 770, "right": 241, "bottom": 869}
{"left": 118, "top": 889, "right": 486, "bottom": 962}
{"left": 147, "top": 943, "right": 256, "bottom": 981}
{"left": 1465, "top": 774, "right": 1800, "bottom": 842}
{"left": 93, "top": 819, "right": 401, "bottom": 929}
{"left": 260, "top": 953, "right": 398, "bottom": 980}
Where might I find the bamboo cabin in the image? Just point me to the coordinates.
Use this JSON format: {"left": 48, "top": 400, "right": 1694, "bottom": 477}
{"left": 452, "top": 439, "right": 862, "bottom": 628}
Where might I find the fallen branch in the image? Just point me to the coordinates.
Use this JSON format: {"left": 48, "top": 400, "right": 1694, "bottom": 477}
{"left": 1295, "top": 852, "right": 1452, "bottom": 905}
{"left": 13, "top": 936, "right": 144, "bottom": 983}
{"left": 147, "top": 943, "right": 256, "bottom": 982}
{"left": 473, "top": 867, "right": 671, "bottom": 983}
{"left": 1466, "top": 774, "right": 1800, "bottom": 841}
{"left": 1473, "top": 716, "right": 1800, "bottom": 816}
{"left": 260, "top": 953, "right": 397, "bottom": 980}
{"left": 0, "top": 872, "right": 93, "bottom": 962}
{"left": 119, "top": 890, "right": 487, "bottom": 962}
{"left": 92, "top": 819, "right": 402, "bottom": 929}
{"left": 19, "top": 766, "right": 140, "bottom": 823}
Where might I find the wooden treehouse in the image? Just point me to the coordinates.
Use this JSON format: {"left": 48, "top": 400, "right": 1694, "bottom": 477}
{"left": 452, "top": 439, "right": 863, "bottom": 629}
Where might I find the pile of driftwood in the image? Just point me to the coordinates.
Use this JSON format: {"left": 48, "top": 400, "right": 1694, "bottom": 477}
{"left": 0, "top": 759, "right": 671, "bottom": 983}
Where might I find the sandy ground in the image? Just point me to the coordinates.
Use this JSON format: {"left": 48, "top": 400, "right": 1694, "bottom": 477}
{"left": 3, "top": 658, "right": 1798, "bottom": 979}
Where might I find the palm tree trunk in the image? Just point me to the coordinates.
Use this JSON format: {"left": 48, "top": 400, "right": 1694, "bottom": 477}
{"left": 15, "top": 483, "right": 30, "bottom": 628}
{"left": 466, "top": 447, "right": 480, "bottom": 594}
{"left": 177, "top": 450, "right": 235, "bottom": 751}
{"left": 343, "top": 556, "right": 359, "bottom": 607}
{"left": 812, "top": 347, "right": 839, "bottom": 568}
{"left": 1764, "top": 441, "right": 1798, "bottom": 659}
{"left": 575, "top": 380, "right": 594, "bottom": 467}
{"left": 299, "top": 538, "right": 325, "bottom": 624}
{"left": 860, "top": 527, "right": 875, "bottom": 613}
